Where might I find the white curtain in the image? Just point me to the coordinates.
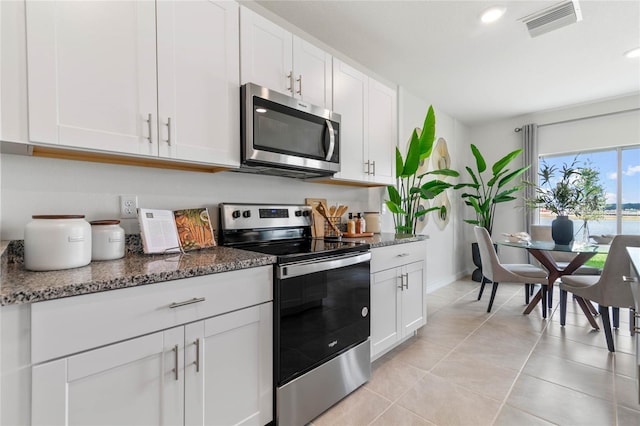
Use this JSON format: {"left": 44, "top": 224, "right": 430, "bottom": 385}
{"left": 522, "top": 124, "right": 538, "bottom": 234}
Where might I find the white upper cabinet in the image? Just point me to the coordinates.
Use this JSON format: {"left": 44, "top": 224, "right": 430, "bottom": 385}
{"left": 26, "top": 0, "right": 158, "bottom": 156}
{"left": 333, "top": 59, "right": 367, "bottom": 182}
{"left": 240, "top": 6, "right": 332, "bottom": 109}
{"left": 25, "top": 0, "right": 239, "bottom": 167}
{"left": 332, "top": 59, "right": 397, "bottom": 185}
{"left": 157, "top": 0, "right": 240, "bottom": 165}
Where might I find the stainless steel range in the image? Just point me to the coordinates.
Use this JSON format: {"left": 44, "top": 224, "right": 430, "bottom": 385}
{"left": 219, "top": 203, "right": 371, "bottom": 426}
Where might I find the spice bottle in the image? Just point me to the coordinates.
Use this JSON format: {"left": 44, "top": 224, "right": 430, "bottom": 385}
{"left": 358, "top": 213, "right": 366, "bottom": 233}
{"left": 347, "top": 213, "right": 356, "bottom": 234}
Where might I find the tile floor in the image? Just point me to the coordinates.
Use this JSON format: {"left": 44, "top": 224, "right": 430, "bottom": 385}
{"left": 311, "top": 277, "right": 640, "bottom": 426}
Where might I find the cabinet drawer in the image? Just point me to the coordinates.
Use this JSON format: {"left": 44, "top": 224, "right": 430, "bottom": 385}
{"left": 371, "top": 241, "right": 426, "bottom": 273}
{"left": 31, "top": 266, "right": 273, "bottom": 364}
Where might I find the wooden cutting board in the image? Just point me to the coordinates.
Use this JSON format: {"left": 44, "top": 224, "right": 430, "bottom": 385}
{"left": 305, "top": 198, "right": 327, "bottom": 238}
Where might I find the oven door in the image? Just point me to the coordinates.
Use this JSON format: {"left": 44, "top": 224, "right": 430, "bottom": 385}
{"left": 241, "top": 83, "right": 340, "bottom": 175}
{"left": 275, "top": 251, "right": 371, "bottom": 386}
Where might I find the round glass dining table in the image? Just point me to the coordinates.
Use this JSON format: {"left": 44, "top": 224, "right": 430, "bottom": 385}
{"left": 497, "top": 240, "right": 609, "bottom": 324}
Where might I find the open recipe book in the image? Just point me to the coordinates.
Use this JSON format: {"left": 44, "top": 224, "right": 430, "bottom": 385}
{"left": 138, "top": 208, "right": 216, "bottom": 254}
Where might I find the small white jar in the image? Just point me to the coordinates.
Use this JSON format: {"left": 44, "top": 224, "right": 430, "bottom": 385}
{"left": 364, "top": 212, "right": 381, "bottom": 233}
{"left": 24, "top": 215, "right": 92, "bottom": 271}
{"left": 90, "top": 220, "right": 125, "bottom": 261}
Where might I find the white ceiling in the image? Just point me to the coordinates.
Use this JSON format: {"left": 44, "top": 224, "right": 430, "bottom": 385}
{"left": 253, "top": 0, "right": 640, "bottom": 125}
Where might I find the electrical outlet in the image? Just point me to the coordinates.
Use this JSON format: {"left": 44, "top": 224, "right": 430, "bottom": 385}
{"left": 120, "top": 195, "right": 138, "bottom": 219}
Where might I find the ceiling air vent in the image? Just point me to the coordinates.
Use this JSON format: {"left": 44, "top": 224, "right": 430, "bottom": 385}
{"left": 521, "top": 0, "right": 582, "bottom": 37}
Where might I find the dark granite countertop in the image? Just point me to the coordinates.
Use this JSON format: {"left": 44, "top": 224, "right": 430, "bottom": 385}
{"left": 342, "top": 232, "right": 428, "bottom": 247}
{"left": 0, "top": 233, "right": 427, "bottom": 306}
{"left": 0, "top": 241, "right": 276, "bottom": 306}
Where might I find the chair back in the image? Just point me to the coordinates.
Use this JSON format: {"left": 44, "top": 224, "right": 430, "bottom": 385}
{"left": 474, "top": 226, "right": 502, "bottom": 282}
{"left": 596, "top": 234, "right": 640, "bottom": 307}
{"left": 530, "top": 224, "right": 576, "bottom": 263}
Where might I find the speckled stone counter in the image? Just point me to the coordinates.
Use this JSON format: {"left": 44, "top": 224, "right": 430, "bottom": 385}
{"left": 0, "top": 240, "right": 276, "bottom": 306}
{"left": 342, "top": 232, "right": 428, "bottom": 248}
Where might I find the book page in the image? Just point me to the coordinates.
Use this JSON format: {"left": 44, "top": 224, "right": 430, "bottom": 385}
{"left": 138, "top": 209, "right": 181, "bottom": 254}
{"left": 173, "top": 208, "right": 216, "bottom": 251}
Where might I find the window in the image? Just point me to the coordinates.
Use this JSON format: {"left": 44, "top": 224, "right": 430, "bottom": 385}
{"left": 538, "top": 146, "right": 640, "bottom": 235}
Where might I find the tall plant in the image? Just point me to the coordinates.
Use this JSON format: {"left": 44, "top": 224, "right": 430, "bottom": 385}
{"left": 454, "top": 145, "right": 529, "bottom": 235}
{"left": 385, "top": 106, "right": 459, "bottom": 234}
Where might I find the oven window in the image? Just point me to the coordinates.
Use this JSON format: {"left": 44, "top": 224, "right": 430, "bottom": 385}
{"left": 253, "top": 97, "right": 339, "bottom": 162}
{"left": 277, "top": 261, "right": 370, "bottom": 385}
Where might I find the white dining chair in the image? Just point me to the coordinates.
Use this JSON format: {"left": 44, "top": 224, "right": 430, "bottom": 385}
{"left": 559, "top": 234, "right": 640, "bottom": 352}
{"left": 474, "top": 227, "right": 548, "bottom": 314}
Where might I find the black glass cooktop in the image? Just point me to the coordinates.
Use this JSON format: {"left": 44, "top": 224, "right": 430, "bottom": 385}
{"left": 236, "top": 238, "right": 369, "bottom": 264}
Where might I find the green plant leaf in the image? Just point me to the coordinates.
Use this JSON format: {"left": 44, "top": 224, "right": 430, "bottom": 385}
{"left": 403, "top": 129, "right": 421, "bottom": 176}
{"left": 387, "top": 185, "right": 401, "bottom": 205}
{"left": 494, "top": 187, "right": 520, "bottom": 201}
{"left": 487, "top": 169, "right": 509, "bottom": 187}
{"left": 470, "top": 144, "right": 486, "bottom": 173}
{"left": 384, "top": 200, "right": 406, "bottom": 215}
{"left": 395, "top": 147, "right": 404, "bottom": 179}
{"left": 492, "top": 148, "right": 523, "bottom": 175}
{"left": 494, "top": 195, "right": 517, "bottom": 203}
{"left": 464, "top": 219, "right": 480, "bottom": 225}
{"left": 418, "top": 106, "right": 435, "bottom": 160}
{"left": 454, "top": 183, "right": 479, "bottom": 190}
{"left": 419, "top": 168, "right": 460, "bottom": 178}
{"left": 465, "top": 166, "right": 480, "bottom": 186}
{"left": 497, "top": 166, "right": 530, "bottom": 188}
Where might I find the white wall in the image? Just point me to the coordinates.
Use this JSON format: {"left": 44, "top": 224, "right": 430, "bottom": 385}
{"left": 466, "top": 93, "right": 640, "bottom": 267}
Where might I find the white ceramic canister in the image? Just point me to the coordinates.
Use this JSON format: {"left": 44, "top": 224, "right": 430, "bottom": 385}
{"left": 90, "top": 220, "right": 125, "bottom": 261}
{"left": 364, "top": 212, "right": 381, "bottom": 233}
{"left": 24, "top": 215, "right": 92, "bottom": 271}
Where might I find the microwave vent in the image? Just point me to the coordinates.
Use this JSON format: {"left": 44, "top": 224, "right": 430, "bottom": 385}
{"left": 521, "top": 0, "right": 582, "bottom": 37}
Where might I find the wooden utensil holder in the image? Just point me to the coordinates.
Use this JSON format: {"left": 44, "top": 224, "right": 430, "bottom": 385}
{"left": 324, "top": 217, "right": 342, "bottom": 238}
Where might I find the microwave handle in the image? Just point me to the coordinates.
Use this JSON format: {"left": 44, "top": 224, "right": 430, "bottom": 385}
{"left": 325, "top": 120, "right": 335, "bottom": 161}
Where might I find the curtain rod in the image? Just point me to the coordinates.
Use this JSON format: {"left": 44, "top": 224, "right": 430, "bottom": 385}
{"left": 514, "top": 107, "right": 640, "bottom": 132}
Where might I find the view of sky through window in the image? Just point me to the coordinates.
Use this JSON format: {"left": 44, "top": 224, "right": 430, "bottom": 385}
{"left": 539, "top": 146, "right": 640, "bottom": 236}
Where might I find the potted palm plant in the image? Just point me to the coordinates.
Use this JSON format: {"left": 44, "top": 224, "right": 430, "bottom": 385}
{"left": 385, "top": 106, "right": 459, "bottom": 235}
{"left": 527, "top": 158, "right": 581, "bottom": 245}
{"left": 454, "top": 144, "right": 530, "bottom": 281}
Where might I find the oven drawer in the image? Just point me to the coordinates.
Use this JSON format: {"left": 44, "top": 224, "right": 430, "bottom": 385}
{"left": 371, "top": 241, "right": 426, "bottom": 273}
{"left": 31, "top": 266, "right": 273, "bottom": 364}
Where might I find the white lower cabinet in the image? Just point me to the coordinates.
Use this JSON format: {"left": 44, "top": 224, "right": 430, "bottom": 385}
{"left": 32, "top": 302, "right": 272, "bottom": 426}
{"left": 370, "top": 241, "right": 426, "bottom": 360}
{"left": 30, "top": 267, "right": 273, "bottom": 426}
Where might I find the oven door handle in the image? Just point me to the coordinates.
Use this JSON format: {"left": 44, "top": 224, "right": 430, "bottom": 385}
{"left": 278, "top": 252, "right": 371, "bottom": 279}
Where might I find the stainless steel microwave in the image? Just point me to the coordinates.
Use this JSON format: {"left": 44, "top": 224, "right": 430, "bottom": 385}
{"left": 240, "top": 83, "right": 340, "bottom": 179}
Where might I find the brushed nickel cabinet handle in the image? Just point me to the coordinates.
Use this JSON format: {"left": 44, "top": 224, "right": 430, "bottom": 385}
{"left": 623, "top": 276, "right": 638, "bottom": 283}
{"left": 286, "top": 71, "right": 294, "bottom": 92}
{"left": 364, "top": 160, "right": 370, "bottom": 175}
{"left": 296, "top": 74, "right": 302, "bottom": 95}
{"left": 194, "top": 339, "right": 201, "bottom": 373}
{"left": 403, "top": 273, "right": 409, "bottom": 290}
{"left": 168, "top": 297, "right": 206, "bottom": 309}
{"left": 145, "top": 113, "right": 153, "bottom": 143}
{"left": 164, "top": 117, "right": 172, "bottom": 146}
{"left": 397, "top": 275, "right": 404, "bottom": 290}
{"left": 372, "top": 160, "right": 376, "bottom": 176}
{"left": 172, "top": 344, "right": 179, "bottom": 381}
{"left": 397, "top": 253, "right": 410, "bottom": 257}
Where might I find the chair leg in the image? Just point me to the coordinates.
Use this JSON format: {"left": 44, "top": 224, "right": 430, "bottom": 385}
{"left": 525, "top": 284, "right": 530, "bottom": 304}
{"left": 548, "top": 288, "right": 553, "bottom": 311}
{"left": 541, "top": 285, "right": 547, "bottom": 319}
{"left": 487, "top": 281, "right": 499, "bottom": 312}
{"left": 559, "top": 289, "right": 567, "bottom": 326}
{"left": 477, "top": 277, "right": 489, "bottom": 301}
{"left": 612, "top": 307, "right": 620, "bottom": 329}
{"left": 599, "top": 305, "right": 615, "bottom": 352}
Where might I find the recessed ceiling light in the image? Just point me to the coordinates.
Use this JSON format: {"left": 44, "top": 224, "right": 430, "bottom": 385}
{"left": 481, "top": 7, "right": 506, "bottom": 24}
{"left": 624, "top": 47, "right": 640, "bottom": 59}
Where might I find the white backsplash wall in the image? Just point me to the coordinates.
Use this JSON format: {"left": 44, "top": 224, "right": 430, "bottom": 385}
{"left": 1, "top": 153, "right": 382, "bottom": 240}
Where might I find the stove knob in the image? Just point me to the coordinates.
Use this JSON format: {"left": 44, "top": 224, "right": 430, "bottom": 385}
{"left": 295, "top": 210, "right": 302, "bottom": 217}
{"left": 232, "top": 210, "right": 241, "bottom": 219}
{"left": 242, "top": 210, "right": 251, "bottom": 218}
{"left": 302, "top": 210, "right": 310, "bottom": 217}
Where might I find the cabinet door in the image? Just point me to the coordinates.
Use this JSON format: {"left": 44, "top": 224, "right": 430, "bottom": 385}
{"left": 32, "top": 328, "right": 184, "bottom": 426}
{"left": 333, "top": 59, "right": 367, "bottom": 182}
{"left": 370, "top": 268, "right": 401, "bottom": 359}
{"left": 240, "top": 6, "right": 293, "bottom": 96}
{"left": 367, "top": 79, "right": 397, "bottom": 185}
{"left": 401, "top": 261, "right": 426, "bottom": 336}
{"left": 157, "top": 0, "right": 239, "bottom": 166}
{"left": 26, "top": 0, "right": 158, "bottom": 156}
{"left": 292, "top": 37, "right": 332, "bottom": 109}
{"left": 184, "top": 303, "right": 273, "bottom": 426}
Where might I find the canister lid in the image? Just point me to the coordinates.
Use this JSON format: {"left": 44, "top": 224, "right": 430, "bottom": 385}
{"left": 90, "top": 220, "right": 121, "bottom": 226}
{"left": 32, "top": 215, "right": 85, "bottom": 219}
